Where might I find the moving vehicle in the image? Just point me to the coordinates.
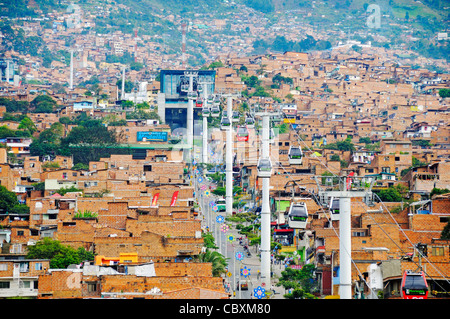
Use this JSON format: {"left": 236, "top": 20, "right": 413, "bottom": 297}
{"left": 401, "top": 270, "right": 428, "bottom": 299}
{"left": 287, "top": 202, "right": 308, "bottom": 229}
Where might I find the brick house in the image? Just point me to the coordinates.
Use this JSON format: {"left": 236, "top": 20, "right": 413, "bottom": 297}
{"left": 309, "top": 194, "right": 450, "bottom": 298}
{"left": 38, "top": 261, "right": 228, "bottom": 299}
{"left": 0, "top": 259, "right": 50, "bottom": 298}
{"left": 402, "top": 161, "right": 450, "bottom": 193}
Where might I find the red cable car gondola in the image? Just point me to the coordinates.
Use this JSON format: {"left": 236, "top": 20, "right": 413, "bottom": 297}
{"left": 236, "top": 125, "right": 249, "bottom": 142}
{"left": 195, "top": 97, "right": 203, "bottom": 107}
{"left": 401, "top": 270, "right": 428, "bottom": 299}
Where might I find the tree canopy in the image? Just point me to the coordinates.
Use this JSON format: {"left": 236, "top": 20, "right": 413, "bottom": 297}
{"left": 277, "top": 264, "right": 318, "bottom": 299}
{"left": 26, "top": 238, "right": 94, "bottom": 269}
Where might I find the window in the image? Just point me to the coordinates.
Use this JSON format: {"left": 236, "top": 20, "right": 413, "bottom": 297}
{"left": 382, "top": 167, "right": 390, "bottom": 173}
{"left": 352, "top": 231, "right": 366, "bottom": 237}
{"left": 432, "top": 246, "right": 444, "bottom": 256}
{"left": 19, "top": 281, "right": 31, "bottom": 289}
{"left": 0, "top": 282, "right": 10, "bottom": 289}
{"left": 19, "top": 262, "right": 29, "bottom": 273}
{"left": 0, "top": 264, "right": 7, "bottom": 271}
{"left": 87, "top": 282, "right": 97, "bottom": 292}
{"left": 17, "top": 230, "right": 24, "bottom": 236}
{"left": 35, "top": 263, "right": 43, "bottom": 271}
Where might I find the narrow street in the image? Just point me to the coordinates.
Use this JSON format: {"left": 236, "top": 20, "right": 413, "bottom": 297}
{"left": 195, "top": 172, "right": 286, "bottom": 299}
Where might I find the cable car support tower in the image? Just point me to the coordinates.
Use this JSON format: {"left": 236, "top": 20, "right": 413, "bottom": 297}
{"left": 220, "top": 92, "right": 240, "bottom": 217}
{"left": 314, "top": 175, "right": 375, "bottom": 299}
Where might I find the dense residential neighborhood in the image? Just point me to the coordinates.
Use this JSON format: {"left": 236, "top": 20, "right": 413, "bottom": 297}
{"left": 0, "top": 0, "right": 448, "bottom": 302}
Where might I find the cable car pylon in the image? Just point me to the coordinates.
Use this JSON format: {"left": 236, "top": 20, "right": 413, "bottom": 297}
{"left": 314, "top": 174, "right": 375, "bottom": 299}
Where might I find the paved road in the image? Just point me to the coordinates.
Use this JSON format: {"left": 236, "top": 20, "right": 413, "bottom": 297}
{"left": 195, "top": 174, "right": 286, "bottom": 299}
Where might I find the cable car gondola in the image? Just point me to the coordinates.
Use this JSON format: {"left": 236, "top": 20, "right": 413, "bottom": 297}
{"left": 232, "top": 111, "right": 240, "bottom": 123}
{"left": 220, "top": 117, "right": 231, "bottom": 130}
{"left": 288, "top": 146, "right": 303, "bottom": 165}
{"left": 181, "top": 83, "right": 189, "bottom": 93}
{"left": 211, "top": 104, "right": 220, "bottom": 117}
{"left": 269, "top": 128, "right": 275, "bottom": 144}
{"left": 245, "top": 117, "right": 255, "bottom": 129}
{"left": 187, "top": 91, "right": 197, "bottom": 99}
{"left": 236, "top": 125, "right": 249, "bottom": 142}
{"left": 257, "top": 157, "right": 272, "bottom": 178}
{"left": 195, "top": 97, "right": 203, "bottom": 107}
{"left": 329, "top": 197, "right": 340, "bottom": 221}
{"left": 287, "top": 202, "right": 308, "bottom": 229}
{"left": 202, "top": 105, "right": 210, "bottom": 116}
{"left": 401, "top": 270, "right": 428, "bottom": 299}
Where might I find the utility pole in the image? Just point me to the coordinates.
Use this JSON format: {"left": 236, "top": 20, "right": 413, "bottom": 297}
{"left": 200, "top": 81, "right": 214, "bottom": 165}
{"left": 133, "top": 28, "right": 138, "bottom": 63}
{"left": 260, "top": 113, "right": 271, "bottom": 289}
{"left": 69, "top": 50, "right": 74, "bottom": 90}
{"left": 226, "top": 96, "right": 233, "bottom": 216}
{"left": 181, "top": 22, "right": 187, "bottom": 68}
{"left": 121, "top": 66, "right": 126, "bottom": 100}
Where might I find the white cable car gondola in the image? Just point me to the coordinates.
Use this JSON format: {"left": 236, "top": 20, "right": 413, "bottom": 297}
{"left": 329, "top": 197, "right": 340, "bottom": 221}
{"left": 211, "top": 104, "right": 220, "bottom": 117}
{"left": 257, "top": 157, "right": 272, "bottom": 178}
{"left": 187, "top": 91, "right": 197, "bottom": 99}
{"left": 232, "top": 111, "right": 240, "bottom": 123}
{"left": 245, "top": 117, "right": 255, "bottom": 129}
{"left": 269, "top": 128, "right": 275, "bottom": 144}
{"left": 181, "top": 83, "right": 189, "bottom": 93}
{"left": 288, "top": 202, "right": 308, "bottom": 229}
{"left": 220, "top": 117, "right": 231, "bottom": 130}
{"left": 202, "top": 105, "right": 210, "bottom": 116}
{"left": 288, "top": 146, "right": 303, "bottom": 165}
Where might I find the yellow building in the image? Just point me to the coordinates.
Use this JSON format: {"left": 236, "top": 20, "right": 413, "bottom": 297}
{"left": 95, "top": 253, "right": 139, "bottom": 265}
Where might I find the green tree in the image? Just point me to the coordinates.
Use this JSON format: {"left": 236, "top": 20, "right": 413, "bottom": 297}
{"left": 0, "top": 185, "right": 23, "bottom": 213}
{"left": 30, "top": 122, "right": 65, "bottom": 158}
{"left": 441, "top": 221, "right": 450, "bottom": 240}
{"left": 430, "top": 188, "right": 450, "bottom": 197}
{"left": 242, "top": 75, "right": 261, "bottom": 88}
{"left": 56, "top": 186, "right": 83, "bottom": 196}
{"left": 277, "top": 264, "right": 317, "bottom": 299}
{"left": 18, "top": 116, "right": 37, "bottom": 134}
{"left": 377, "top": 186, "right": 403, "bottom": 202}
{"left": 26, "top": 238, "right": 94, "bottom": 269}
{"left": 438, "top": 88, "right": 450, "bottom": 98}
{"left": 72, "top": 163, "right": 89, "bottom": 171}
{"left": 330, "top": 154, "right": 340, "bottom": 161}
{"left": 195, "top": 249, "right": 227, "bottom": 277}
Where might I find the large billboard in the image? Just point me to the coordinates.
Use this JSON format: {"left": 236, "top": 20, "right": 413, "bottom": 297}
{"left": 137, "top": 131, "right": 168, "bottom": 142}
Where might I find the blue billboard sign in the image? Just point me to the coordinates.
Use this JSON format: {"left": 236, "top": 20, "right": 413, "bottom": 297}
{"left": 137, "top": 131, "right": 168, "bottom": 142}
